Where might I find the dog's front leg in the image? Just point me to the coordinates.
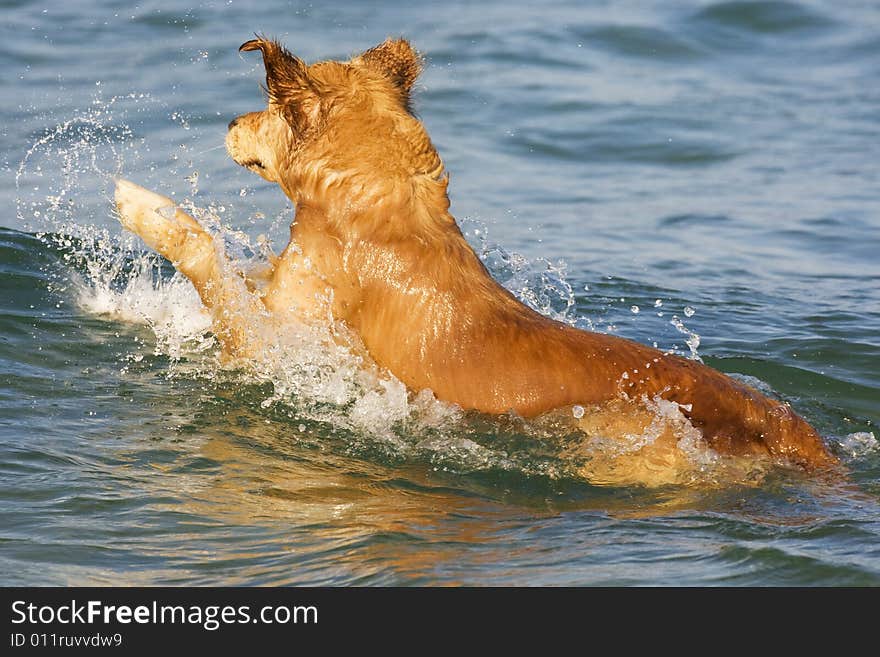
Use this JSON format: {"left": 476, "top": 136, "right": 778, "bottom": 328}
{"left": 114, "top": 179, "right": 265, "bottom": 354}
{"left": 261, "top": 242, "right": 335, "bottom": 324}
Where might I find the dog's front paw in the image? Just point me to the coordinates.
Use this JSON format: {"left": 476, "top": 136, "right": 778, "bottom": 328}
{"left": 114, "top": 178, "right": 212, "bottom": 270}
{"left": 115, "top": 179, "right": 172, "bottom": 229}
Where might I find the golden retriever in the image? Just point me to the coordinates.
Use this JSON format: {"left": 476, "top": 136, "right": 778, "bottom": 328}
{"left": 114, "top": 37, "right": 836, "bottom": 483}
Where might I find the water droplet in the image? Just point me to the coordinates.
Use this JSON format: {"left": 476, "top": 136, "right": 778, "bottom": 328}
{"left": 654, "top": 299, "right": 662, "bottom": 308}
{"left": 630, "top": 305, "right": 639, "bottom": 314}
{"left": 684, "top": 306, "right": 695, "bottom": 317}
{"left": 184, "top": 170, "right": 199, "bottom": 195}
{"left": 572, "top": 405, "right": 585, "bottom": 419}
{"left": 670, "top": 315, "right": 701, "bottom": 360}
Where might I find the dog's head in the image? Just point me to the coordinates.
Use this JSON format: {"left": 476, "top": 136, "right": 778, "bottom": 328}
{"left": 227, "top": 36, "right": 443, "bottom": 208}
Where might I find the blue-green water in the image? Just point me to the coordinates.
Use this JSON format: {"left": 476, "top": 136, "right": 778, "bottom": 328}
{"left": 2, "top": 0, "right": 879, "bottom": 585}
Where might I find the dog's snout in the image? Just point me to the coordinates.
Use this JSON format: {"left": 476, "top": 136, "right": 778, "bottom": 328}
{"left": 228, "top": 117, "right": 240, "bottom": 130}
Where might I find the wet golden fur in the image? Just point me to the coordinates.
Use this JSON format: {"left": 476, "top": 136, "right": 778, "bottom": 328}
{"left": 115, "top": 37, "right": 837, "bottom": 480}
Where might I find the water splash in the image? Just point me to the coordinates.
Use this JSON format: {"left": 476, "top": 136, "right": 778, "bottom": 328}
{"left": 670, "top": 313, "right": 702, "bottom": 361}
{"left": 462, "top": 217, "right": 580, "bottom": 326}
{"left": 14, "top": 91, "right": 160, "bottom": 231}
{"left": 837, "top": 432, "right": 878, "bottom": 459}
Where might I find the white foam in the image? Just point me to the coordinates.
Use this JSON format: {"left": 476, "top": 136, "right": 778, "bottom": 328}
{"left": 837, "top": 432, "right": 878, "bottom": 459}
{"left": 78, "top": 265, "right": 213, "bottom": 359}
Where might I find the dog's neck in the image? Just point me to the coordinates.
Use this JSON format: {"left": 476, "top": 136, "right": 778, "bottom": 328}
{"left": 290, "top": 182, "right": 492, "bottom": 293}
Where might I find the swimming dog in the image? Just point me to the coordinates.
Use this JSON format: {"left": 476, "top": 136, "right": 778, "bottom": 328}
{"left": 114, "top": 38, "right": 836, "bottom": 482}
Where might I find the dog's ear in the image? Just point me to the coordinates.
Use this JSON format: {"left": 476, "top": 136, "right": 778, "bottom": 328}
{"left": 240, "top": 37, "right": 318, "bottom": 132}
{"left": 240, "top": 37, "right": 313, "bottom": 105}
{"left": 356, "top": 38, "right": 423, "bottom": 95}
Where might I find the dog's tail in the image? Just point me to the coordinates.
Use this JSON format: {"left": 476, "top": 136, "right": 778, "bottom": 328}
{"left": 669, "top": 359, "right": 838, "bottom": 470}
